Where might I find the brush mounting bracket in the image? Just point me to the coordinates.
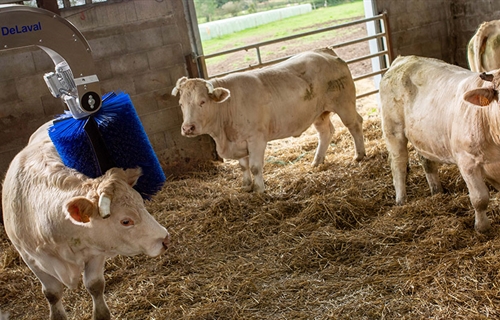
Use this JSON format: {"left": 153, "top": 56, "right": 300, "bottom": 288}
{"left": 0, "top": 4, "right": 101, "bottom": 119}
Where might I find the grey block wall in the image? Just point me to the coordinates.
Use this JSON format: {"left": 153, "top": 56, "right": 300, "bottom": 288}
{"left": 375, "top": 0, "right": 500, "bottom": 68}
{"left": 449, "top": 0, "right": 500, "bottom": 68}
{"left": 0, "top": 0, "right": 216, "bottom": 181}
{"left": 375, "top": 0, "right": 452, "bottom": 63}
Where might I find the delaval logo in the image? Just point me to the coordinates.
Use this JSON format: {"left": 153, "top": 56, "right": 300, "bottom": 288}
{"left": 1, "top": 21, "right": 42, "bottom": 36}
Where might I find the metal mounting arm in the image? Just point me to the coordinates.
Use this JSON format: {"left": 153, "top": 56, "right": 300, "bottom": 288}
{"left": 0, "top": 4, "right": 101, "bottom": 118}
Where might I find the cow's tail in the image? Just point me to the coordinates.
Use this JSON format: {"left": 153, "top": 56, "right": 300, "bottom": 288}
{"left": 472, "top": 21, "right": 497, "bottom": 72}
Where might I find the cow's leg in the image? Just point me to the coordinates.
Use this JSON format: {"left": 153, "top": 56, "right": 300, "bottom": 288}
{"left": 419, "top": 154, "right": 443, "bottom": 195}
{"left": 84, "top": 256, "right": 111, "bottom": 320}
{"left": 483, "top": 164, "right": 500, "bottom": 191}
{"left": 247, "top": 139, "right": 267, "bottom": 193}
{"left": 383, "top": 126, "right": 409, "bottom": 205}
{"left": 24, "top": 258, "right": 67, "bottom": 320}
{"left": 312, "top": 111, "right": 334, "bottom": 166}
{"left": 238, "top": 156, "right": 253, "bottom": 192}
{"left": 458, "top": 162, "right": 491, "bottom": 233}
{"left": 335, "top": 107, "right": 365, "bottom": 161}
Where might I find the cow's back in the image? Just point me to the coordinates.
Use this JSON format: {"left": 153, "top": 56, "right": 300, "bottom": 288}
{"left": 2, "top": 133, "right": 84, "bottom": 251}
{"left": 219, "top": 47, "right": 353, "bottom": 102}
{"left": 213, "top": 48, "right": 355, "bottom": 140}
{"left": 381, "top": 56, "right": 473, "bottom": 117}
{"left": 380, "top": 56, "right": 479, "bottom": 162}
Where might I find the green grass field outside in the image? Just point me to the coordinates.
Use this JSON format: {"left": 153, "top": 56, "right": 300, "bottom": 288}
{"left": 201, "top": 0, "right": 365, "bottom": 55}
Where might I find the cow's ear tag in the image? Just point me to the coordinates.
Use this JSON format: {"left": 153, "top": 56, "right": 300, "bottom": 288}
{"left": 463, "top": 88, "right": 496, "bottom": 107}
{"left": 66, "top": 197, "right": 93, "bottom": 224}
{"left": 479, "top": 96, "right": 492, "bottom": 106}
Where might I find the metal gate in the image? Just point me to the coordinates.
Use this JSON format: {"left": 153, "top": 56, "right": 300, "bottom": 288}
{"left": 194, "top": 12, "right": 392, "bottom": 100}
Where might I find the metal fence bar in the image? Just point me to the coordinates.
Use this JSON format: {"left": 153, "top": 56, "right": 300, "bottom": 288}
{"left": 328, "top": 33, "right": 385, "bottom": 50}
{"left": 356, "top": 89, "right": 379, "bottom": 99}
{"left": 381, "top": 10, "right": 393, "bottom": 65}
{"left": 199, "top": 12, "right": 392, "bottom": 99}
{"left": 204, "top": 13, "right": 386, "bottom": 59}
{"left": 353, "top": 68, "right": 389, "bottom": 82}
{"left": 346, "top": 50, "right": 389, "bottom": 65}
{"left": 207, "top": 33, "right": 389, "bottom": 79}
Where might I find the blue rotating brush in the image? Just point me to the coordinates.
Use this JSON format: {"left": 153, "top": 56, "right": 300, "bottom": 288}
{"left": 48, "top": 91, "right": 166, "bottom": 199}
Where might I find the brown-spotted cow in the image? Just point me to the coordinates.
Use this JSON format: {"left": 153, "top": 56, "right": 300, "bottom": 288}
{"left": 2, "top": 121, "right": 170, "bottom": 320}
{"left": 468, "top": 20, "right": 500, "bottom": 72}
{"left": 380, "top": 55, "right": 500, "bottom": 233}
{"left": 171, "top": 47, "right": 365, "bottom": 192}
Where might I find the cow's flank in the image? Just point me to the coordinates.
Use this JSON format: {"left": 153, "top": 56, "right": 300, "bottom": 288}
{"left": 327, "top": 76, "right": 347, "bottom": 92}
{"left": 304, "top": 84, "right": 315, "bottom": 101}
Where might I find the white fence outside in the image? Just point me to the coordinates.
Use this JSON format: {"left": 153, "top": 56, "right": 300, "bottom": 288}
{"left": 198, "top": 4, "right": 312, "bottom": 41}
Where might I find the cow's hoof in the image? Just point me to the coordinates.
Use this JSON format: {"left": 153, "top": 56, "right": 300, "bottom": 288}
{"left": 395, "top": 197, "right": 407, "bottom": 206}
{"left": 312, "top": 158, "right": 324, "bottom": 167}
{"left": 354, "top": 152, "right": 366, "bottom": 162}
{"left": 253, "top": 185, "right": 265, "bottom": 193}
{"left": 475, "top": 220, "right": 492, "bottom": 235}
{"left": 241, "top": 185, "right": 253, "bottom": 192}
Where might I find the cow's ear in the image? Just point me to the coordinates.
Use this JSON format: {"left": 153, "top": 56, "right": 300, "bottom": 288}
{"left": 171, "top": 77, "right": 188, "bottom": 96}
{"left": 463, "top": 88, "right": 498, "bottom": 107}
{"left": 65, "top": 197, "right": 96, "bottom": 225}
{"left": 124, "top": 167, "right": 142, "bottom": 187}
{"left": 210, "top": 88, "right": 230, "bottom": 103}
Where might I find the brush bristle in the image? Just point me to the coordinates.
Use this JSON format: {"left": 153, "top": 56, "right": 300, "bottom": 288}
{"left": 48, "top": 92, "right": 166, "bottom": 199}
{"left": 48, "top": 115, "right": 100, "bottom": 177}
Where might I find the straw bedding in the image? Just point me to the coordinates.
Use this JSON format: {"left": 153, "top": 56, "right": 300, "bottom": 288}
{"left": 3, "top": 103, "right": 500, "bottom": 319}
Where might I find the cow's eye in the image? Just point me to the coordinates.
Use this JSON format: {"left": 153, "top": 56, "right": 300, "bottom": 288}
{"left": 121, "top": 218, "right": 135, "bottom": 226}
{"left": 200, "top": 100, "right": 205, "bottom": 107}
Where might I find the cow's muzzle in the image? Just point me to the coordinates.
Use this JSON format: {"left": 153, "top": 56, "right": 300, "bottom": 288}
{"left": 182, "top": 124, "right": 196, "bottom": 136}
{"left": 162, "top": 233, "right": 171, "bottom": 250}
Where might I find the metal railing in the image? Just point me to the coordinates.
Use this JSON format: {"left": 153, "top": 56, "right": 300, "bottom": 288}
{"left": 197, "top": 12, "right": 392, "bottom": 100}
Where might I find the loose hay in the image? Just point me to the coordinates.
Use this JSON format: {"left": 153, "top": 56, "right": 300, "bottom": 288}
{"left": 3, "top": 109, "right": 500, "bottom": 319}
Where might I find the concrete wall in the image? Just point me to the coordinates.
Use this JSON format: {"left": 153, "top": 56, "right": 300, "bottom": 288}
{"left": 449, "top": 0, "right": 500, "bottom": 68}
{"left": 375, "top": 0, "right": 500, "bottom": 68}
{"left": 0, "top": 0, "right": 216, "bottom": 182}
{"left": 374, "top": 0, "right": 453, "bottom": 63}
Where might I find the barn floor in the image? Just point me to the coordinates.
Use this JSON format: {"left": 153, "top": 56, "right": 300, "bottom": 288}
{"left": 3, "top": 14, "right": 500, "bottom": 320}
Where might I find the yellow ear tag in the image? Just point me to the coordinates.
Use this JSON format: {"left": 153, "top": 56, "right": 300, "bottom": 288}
{"left": 479, "top": 95, "right": 491, "bottom": 106}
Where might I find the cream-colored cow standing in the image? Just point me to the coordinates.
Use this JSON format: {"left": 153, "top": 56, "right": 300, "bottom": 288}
{"left": 3, "top": 121, "right": 170, "bottom": 320}
{"left": 172, "top": 47, "right": 365, "bottom": 192}
{"left": 380, "top": 55, "right": 500, "bottom": 233}
{"left": 468, "top": 20, "right": 500, "bottom": 72}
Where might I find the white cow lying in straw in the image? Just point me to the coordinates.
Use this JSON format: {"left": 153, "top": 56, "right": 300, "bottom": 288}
{"left": 172, "top": 47, "right": 365, "bottom": 192}
{"left": 380, "top": 55, "right": 500, "bottom": 233}
{"left": 468, "top": 20, "right": 500, "bottom": 72}
{"left": 3, "top": 121, "right": 170, "bottom": 320}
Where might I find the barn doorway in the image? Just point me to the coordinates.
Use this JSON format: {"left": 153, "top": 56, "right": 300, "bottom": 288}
{"left": 186, "top": 0, "right": 391, "bottom": 100}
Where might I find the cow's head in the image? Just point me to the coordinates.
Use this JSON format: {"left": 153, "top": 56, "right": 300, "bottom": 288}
{"left": 171, "top": 76, "right": 230, "bottom": 136}
{"left": 463, "top": 71, "right": 500, "bottom": 107}
{"left": 64, "top": 167, "right": 169, "bottom": 257}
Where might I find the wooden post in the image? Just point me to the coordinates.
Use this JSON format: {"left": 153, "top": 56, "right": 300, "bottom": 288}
{"left": 36, "top": 0, "right": 60, "bottom": 15}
